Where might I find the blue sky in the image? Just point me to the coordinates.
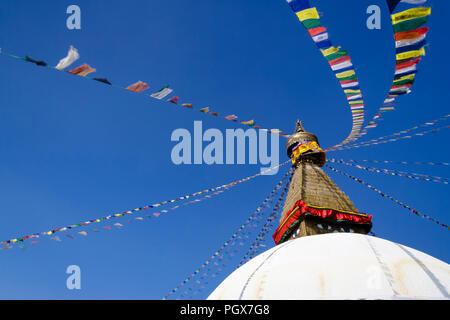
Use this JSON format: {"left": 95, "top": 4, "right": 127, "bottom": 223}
{"left": 0, "top": 0, "right": 448, "bottom": 299}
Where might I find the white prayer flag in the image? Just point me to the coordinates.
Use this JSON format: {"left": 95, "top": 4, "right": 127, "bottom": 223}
{"left": 312, "top": 32, "right": 329, "bottom": 43}
{"left": 396, "top": 34, "right": 426, "bottom": 48}
{"left": 55, "top": 46, "right": 80, "bottom": 70}
{"left": 151, "top": 87, "right": 173, "bottom": 100}
{"left": 331, "top": 60, "right": 353, "bottom": 71}
{"left": 341, "top": 81, "right": 359, "bottom": 88}
{"left": 395, "top": 65, "right": 417, "bottom": 75}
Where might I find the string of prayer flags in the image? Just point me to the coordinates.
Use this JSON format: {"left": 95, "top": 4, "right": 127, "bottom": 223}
{"left": 0, "top": 187, "right": 230, "bottom": 250}
{"left": 330, "top": 115, "right": 449, "bottom": 152}
{"left": 329, "top": 159, "right": 449, "bottom": 185}
{"left": 286, "top": 0, "right": 366, "bottom": 149}
{"left": 163, "top": 169, "right": 293, "bottom": 300}
{"left": 177, "top": 173, "right": 294, "bottom": 299}
{"left": 1, "top": 49, "right": 292, "bottom": 140}
{"left": 68, "top": 63, "right": 96, "bottom": 77}
{"left": 126, "top": 80, "right": 150, "bottom": 93}
{"left": 331, "top": 125, "right": 450, "bottom": 152}
{"left": 359, "top": 1, "right": 431, "bottom": 135}
{"left": 331, "top": 159, "right": 450, "bottom": 167}
{"left": 0, "top": 47, "right": 290, "bottom": 138}
{"left": 176, "top": 169, "right": 292, "bottom": 299}
{"left": 326, "top": 165, "right": 449, "bottom": 230}
{"left": 55, "top": 45, "right": 80, "bottom": 70}
{"left": 0, "top": 161, "right": 289, "bottom": 248}
{"left": 239, "top": 171, "right": 293, "bottom": 266}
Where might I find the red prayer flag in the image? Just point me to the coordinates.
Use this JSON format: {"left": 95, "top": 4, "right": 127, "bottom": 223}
{"left": 68, "top": 63, "right": 96, "bottom": 76}
{"left": 126, "top": 81, "right": 150, "bottom": 93}
{"left": 396, "top": 57, "right": 421, "bottom": 70}
{"left": 308, "top": 27, "right": 327, "bottom": 37}
{"left": 168, "top": 96, "right": 179, "bottom": 104}
{"left": 328, "top": 55, "right": 351, "bottom": 66}
{"left": 394, "top": 27, "right": 428, "bottom": 41}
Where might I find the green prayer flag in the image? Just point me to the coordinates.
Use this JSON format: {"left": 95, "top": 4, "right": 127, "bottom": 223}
{"left": 393, "top": 16, "right": 429, "bottom": 34}
{"left": 302, "top": 19, "right": 322, "bottom": 29}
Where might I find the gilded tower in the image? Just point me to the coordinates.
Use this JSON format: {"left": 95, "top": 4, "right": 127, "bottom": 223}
{"left": 272, "top": 121, "right": 373, "bottom": 244}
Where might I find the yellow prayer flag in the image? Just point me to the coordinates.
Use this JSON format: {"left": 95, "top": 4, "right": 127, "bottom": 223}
{"left": 336, "top": 69, "right": 356, "bottom": 79}
{"left": 391, "top": 7, "right": 431, "bottom": 25}
{"left": 396, "top": 47, "right": 425, "bottom": 61}
{"left": 320, "top": 46, "right": 341, "bottom": 57}
{"left": 344, "top": 89, "right": 361, "bottom": 94}
{"left": 394, "top": 74, "right": 416, "bottom": 82}
{"left": 296, "top": 7, "right": 319, "bottom": 22}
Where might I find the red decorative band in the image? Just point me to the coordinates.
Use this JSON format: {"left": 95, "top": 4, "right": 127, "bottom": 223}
{"left": 272, "top": 200, "right": 372, "bottom": 245}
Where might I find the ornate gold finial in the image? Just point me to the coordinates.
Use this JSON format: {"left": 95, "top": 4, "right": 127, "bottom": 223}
{"left": 294, "top": 120, "right": 305, "bottom": 134}
{"left": 287, "top": 120, "right": 327, "bottom": 168}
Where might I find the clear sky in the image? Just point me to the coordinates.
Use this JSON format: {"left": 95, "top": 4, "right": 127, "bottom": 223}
{"left": 0, "top": 0, "right": 448, "bottom": 299}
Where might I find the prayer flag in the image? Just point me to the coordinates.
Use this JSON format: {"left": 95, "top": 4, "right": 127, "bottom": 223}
{"left": 395, "top": 39, "right": 426, "bottom": 54}
{"left": 24, "top": 56, "right": 47, "bottom": 67}
{"left": 387, "top": 0, "right": 401, "bottom": 13}
{"left": 286, "top": 0, "right": 311, "bottom": 12}
{"left": 395, "top": 33, "right": 427, "bottom": 48}
{"left": 307, "top": 27, "right": 327, "bottom": 36}
{"left": 341, "top": 81, "right": 359, "bottom": 88}
{"left": 325, "top": 50, "right": 348, "bottom": 62}
{"left": 391, "top": 7, "right": 431, "bottom": 25}
{"left": 328, "top": 55, "right": 350, "bottom": 66}
{"left": 68, "top": 63, "right": 96, "bottom": 76}
{"left": 241, "top": 120, "right": 255, "bottom": 126}
{"left": 344, "top": 89, "right": 361, "bottom": 95}
{"left": 168, "top": 96, "right": 179, "bottom": 104}
{"left": 393, "top": 16, "right": 429, "bottom": 33}
{"left": 331, "top": 60, "right": 353, "bottom": 71}
{"left": 182, "top": 103, "right": 193, "bottom": 108}
{"left": 396, "top": 47, "right": 425, "bottom": 61}
{"left": 93, "top": 78, "right": 111, "bottom": 85}
{"left": 151, "top": 86, "right": 173, "bottom": 99}
{"left": 199, "top": 107, "right": 210, "bottom": 113}
{"left": 347, "top": 94, "right": 362, "bottom": 100}
{"left": 401, "top": 0, "right": 427, "bottom": 3}
{"left": 312, "top": 32, "right": 329, "bottom": 43}
{"left": 394, "top": 27, "right": 428, "bottom": 41}
{"left": 55, "top": 46, "right": 79, "bottom": 70}
{"left": 395, "top": 64, "right": 417, "bottom": 75}
{"left": 320, "top": 46, "right": 341, "bottom": 57}
{"left": 336, "top": 69, "right": 356, "bottom": 79}
{"left": 297, "top": 7, "right": 319, "bottom": 22}
{"left": 302, "top": 19, "right": 322, "bottom": 29}
{"left": 126, "top": 80, "right": 150, "bottom": 93}
{"left": 396, "top": 56, "right": 421, "bottom": 69}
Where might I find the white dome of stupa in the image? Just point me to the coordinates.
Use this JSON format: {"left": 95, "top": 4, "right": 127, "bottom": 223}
{"left": 207, "top": 233, "right": 450, "bottom": 300}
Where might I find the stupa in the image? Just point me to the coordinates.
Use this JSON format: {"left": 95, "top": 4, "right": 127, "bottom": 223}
{"left": 208, "top": 122, "right": 450, "bottom": 300}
